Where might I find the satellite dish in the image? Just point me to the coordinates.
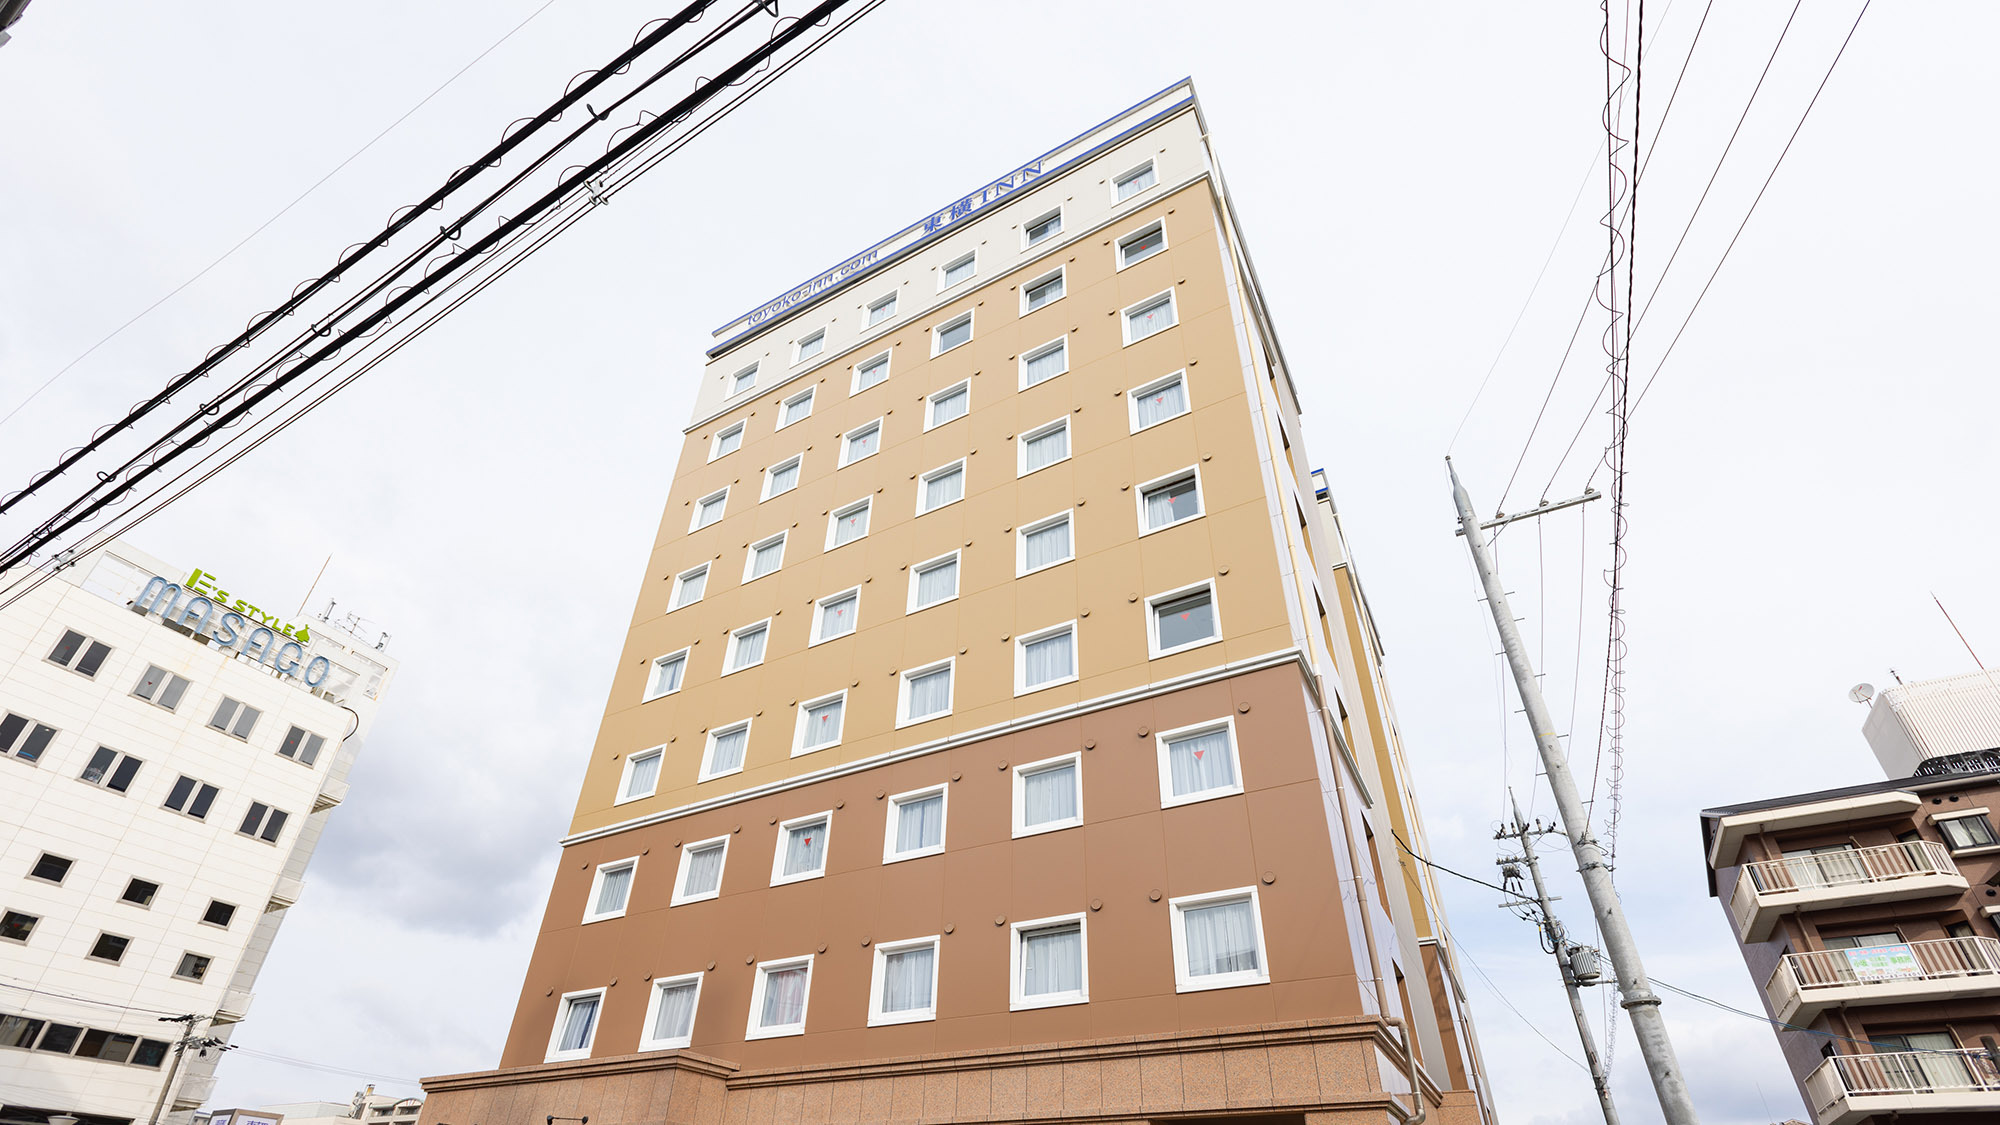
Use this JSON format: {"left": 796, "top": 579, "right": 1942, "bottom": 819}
{"left": 1849, "top": 683, "right": 1876, "bottom": 704}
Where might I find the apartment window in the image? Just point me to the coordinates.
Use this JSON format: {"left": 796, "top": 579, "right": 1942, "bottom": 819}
{"left": 0, "top": 713, "right": 56, "bottom": 764}
{"left": 670, "top": 565, "right": 708, "bottom": 611}
{"left": 763, "top": 456, "right": 802, "bottom": 500}
{"left": 918, "top": 461, "right": 965, "bottom": 514}
{"left": 926, "top": 381, "right": 970, "bottom": 430}
{"left": 1016, "top": 623, "right": 1078, "bottom": 695}
{"left": 37, "top": 1023, "right": 82, "bottom": 1053}
{"left": 899, "top": 660, "right": 954, "bottom": 726}
{"left": 1018, "top": 511, "right": 1074, "bottom": 575}
{"left": 131, "top": 1038, "right": 169, "bottom": 1067}
{"left": 1018, "top": 418, "right": 1070, "bottom": 476}
{"left": 725, "top": 621, "right": 770, "bottom": 673}
{"left": 162, "top": 776, "right": 220, "bottom": 820}
{"left": 644, "top": 651, "right": 688, "bottom": 701}
{"left": 237, "top": 802, "right": 289, "bottom": 844}
{"left": 1123, "top": 291, "right": 1178, "bottom": 344}
{"left": 278, "top": 726, "right": 326, "bottom": 767}
{"left": 1157, "top": 719, "right": 1242, "bottom": 807}
{"left": 47, "top": 630, "right": 112, "bottom": 678}
{"left": 29, "top": 854, "right": 72, "bottom": 885}
{"left": 202, "top": 900, "right": 237, "bottom": 929}
{"left": 583, "top": 858, "right": 638, "bottom": 923}
{"left": 0, "top": 1015, "right": 46, "bottom": 1048}
{"left": 813, "top": 589, "right": 860, "bottom": 644}
{"left": 1013, "top": 753, "right": 1082, "bottom": 837}
{"left": 79, "top": 747, "right": 143, "bottom": 793}
{"left": 1024, "top": 207, "right": 1063, "bottom": 246}
{"left": 618, "top": 747, "right": 664, "bottom": 803}
{"left": 1140, "top": 469, "right": 1203, "bottom": 533}
{"left": 841, "top": 419, "right": 882, "bottom": 466}
{"left": 639, "top": 973, "right": 703, "bottom": 1050}
{"left": 940, "top": 252, "right": 976, "bottom": 289}
{"left": 1149, "top": 582, "right": 1220, "bottom": 657}
{"left": 868, "top": 937, "right": 940, "bottom": 1026}
{"left": 780, "top": 388, "right": 816, "bottom": 429}
{"left": 867, "top": 292, "right": 897, "bottom": 326}
{"left": 701, "top": 721, "right": 750, "bottom": 780}
{"left": 121, "top": 879, "right": 160, "bottom": 908}
{"left": 1010, "top": 915, "right": 1087, "bottom": 1009}
{"left": 909, "top": 553, "right": 959, "bottom": 612}
{"left": 827, "top": 499, "right": 871, "bottom": 550}
{"left": 730, "top": 365, "right": 758, "bottom": 395}
{"left": 794, "top": 692, "right": 846, "bottom": 755}
{"left": 711, "top": 422, "right": 745, "bottom": 460}
{"left": 1938, "top": 812, "right": 2000, "bottom": 851}
{"left": 1117, "top": 221, "right": 1167, "bottom": 269}
{"left": 1170, "top": 888, "right": 1270, "bottom": 992}
{"left": 771, "top": 813, "right": 832, "bottom": 885}
{"left": 933, "top": 312, "right": 973, "bottom": 355}
{"left": 176, "top": 953, "right": 214, "bottom": 984}
{"left": 546, "top": 988, "right": 605, "bottom": 1061}
{"left": 1021, "top": 338, "right": 1068, "bottom": 388}
{"left": 1, "top": 911, "right": 38, "bottom": 943}
{"left": 1114, "top": 160, "right": 1157, "bottom": 201}
{"left": 853, "top": 351, "right": 890, "bottom": 394}
{"left": 747, "top": 957, "right": 813, "bottom": 1039}
{"left": 1131, "top": 370, "right": 1190, "bottom": 430}
{"left": 1022, "top": 268, "right": 1065, "bottom": 313}
{"left": 88, "top": 933, "right": 130, "bottom": 964}
{"left": 76, "top": 1029, "right": 140, "bottom": 1063}
{"left": 794, "top": 329, "right": 825, "bottom": 364}
{"left": 208, "top": 697, "right": 261, "bottom": 740}
{"left": 691, "top": 488, "right": 729, "bottom": 531}
{"left": 131, "top": 666, "right": 190, "bottom": 712}
{"left": 882, "top": 785, "right": 947, "bottom": 863}
{"left": 743, "top": 534, "right": 786, "bottom": 583}
{"left": 673, "top": 836, "right": 729, "bottom": 905}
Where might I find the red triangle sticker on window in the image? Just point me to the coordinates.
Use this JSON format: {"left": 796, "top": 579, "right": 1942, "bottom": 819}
{"left": 1180, "top": 612, "right": 1191, "bottom": 620}
{"left": 1192, "top": 748, "right": 1205, "bottom": 759}
{"left": 803, "top": 837, "right": 813, "bottom": 845}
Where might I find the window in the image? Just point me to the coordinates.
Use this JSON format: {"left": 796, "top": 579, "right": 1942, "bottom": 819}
{"left": 163, "top": 775, "right": 220, "bottom": 820}
{"left": 670, "top": 565, "right": 708, "bottom": 610}
{"left": 812, "top": 589, "right": 860, "bottom": 644}
{"left": 899, "top": 660, "right": 954, "bottom": 726}
{"left": 827, "top": 499, "right": 871, "bottom": 550}
{"left": 1013, "top": 753, "right": 1082, "bottom": 837}
{"left": 121, "top": 879, "right": 159, "bottom": 908}
{"left": 743, "top": 534, "right": 786, "bottom": 583}
{"left": 1140, "top": 469, "right": 1203, "bottom": 533}
{"left": 794, "top": 329, "right": 825, "bottom": 364}
{"left": 1170, "top": 888, "right": 1270, "bottom": 992}
{"left": 1130, "top": 371, "right": 1190, "bottom": 431}
{"left": 730, "top": 365, "right": 759, "bottom": 395}
{"left": 1018, "top": 418, "right": 1070, "bottom": 476}
{"left": 763, "top": 456, "right": 802, "bottom": 500}
{"left": 711, "top": 422, "right": 745, "bottom": 460}
{"left": 1024, "top": 207, "right": 1063, "bottom": 246}
{"left": 80, "top": 747, "right": 142, "bottom": 793}
{"left": 278, "top": 726, "right": 326, "bottom": 767}
{"left": 88, "top": 932, "right": 130, "bottom": 963}
{"left": 618, "top": 747, "right": 665, "bottom": 803}
{"left": 644, "top": 651, "right": 687, "bottom": 702}
{"left": 28, "top": 854, "right": 72, "bottom": 885}
{"left": 0, "top": 713, "right": 56, "bottom": 764}
{"left": 867, "top": 292, "right": 897, "bottom": 326}
{"left": 1021, "top": 338, "right": 1068, "bottom": 388}
{"left": 926, "top": 381, "right": 970, "bottom": 430}
{"left": 1016, "top": 623, "right": 1078, "bottom": 695}
{"left": 1157, "top": 719, "right": 1242, "bottom": 806}
{"left": 853, "top": 351, "right": 890, "bottom": 394}
{"left": 75, "top": 1029, "right": 139, "bottom": 1062}
{"left": 1010, "top": 915, "right": 1087, "bottom": 1009}
{"left": 672, "top": 836, "right": 729, "bottom": 905}
{"left": 1938, "top": 812, "right": 1999, "bottom": 851}
{"left": 47, "top": 629, "right": 112, "bottom": 678}
{"left": 202, "top": 900, "right": 237, "bottom": 929}
{"left": 37, "top": 1023, "right": 82, "bottom": 1053}
{"left": 131, "top": 666, "right": 190, "bottom": 711}
{"left": 794, "top": 691, "right": 846, "bottom": 755}
{"left": 207, "top": 698, "right": 261, "bottom": 740}
{"left": 546, "top": 988, "right": 605, "bottom": 1061}
{"left": 933, "top": 312, "right": 973, "bottom": 355}
{"left": 1114, "top": 160, "right": 1157, "bottom": 201}
{"left": 841, "top": 419, "right": 882, "bottom": 466}
{"left": 884, "top": 786, "right": 947, "bottom": 862}
{"left": 780, "top": 387, "right": 815, "bottom": 428}
{"left": 237, "top": 802, "right": 289, "bottom": 844}
{"left": 131, "top": 1038, "right": 169, "bottom": 1067}
{"left": 691, "top": 488, "right": 729, "bottom": 531}
{"left": 1022, "top": 268, "right": 1065, "bottom": 313}
{"left": 1123, "top": 290, "right": 1178, "bottom": 345}
{"left": 583, "top": 858, "right": 638, "bottom": 923}
{"left": 639, "top": 973, "right": 703, "bottom": 1050}
{"left": 174, "top": 952, "right": 212, "bottom": 982}
{"left": 869, "top": 937, "right": 940, "bottom": 1026}
{"left": 724, "top": 620, "right": 770, "bottom": 673}
{"left": 1149, "top": 581, "right": 1220, "bottom": 657}
{"left": 1117, "top": 221, "right": 1167, "bottom": 269}
{"left": 918, "top": 460, "right": 965, "bottom": 514}
{"left": 1018, "top": 511, "right": 1074, "bottom": 575}
{"left": 1, "top": 911, "right": 37, "bottom": 943}
{"left": 908, "top": 553, "right": 959, "bottom": 612}
{"left": 771, "top": 813, "right": 831, "bottom": 885}
{"left": 940, "top": 252, "right": 976, "bottom": 289}
{"left": 747, "top": 957, "right": 813, "bottom": 1039}
{"left": 701, "top": 721, "right": 750, "bottom": 781}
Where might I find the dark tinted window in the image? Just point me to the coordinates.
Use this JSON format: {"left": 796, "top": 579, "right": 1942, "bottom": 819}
{"left": 131, "top": 1038, "right": 169, "bottom": 1067}
{"left": 35, "top": 1023, "right": 81, "bottom": 1053}
{"left": 121, "top": 879, "right": 160, "bottom": 907}
{"left": 1, "top": 911, "right": 37, "bottom": 942}
{"left": 88, "top": 933, "right": 130, "bottom": 962}
{"left": 74, "top": 641, "right": 112, "bottom": 678}
{"left": 202, "top": 900, "right": 237, "bottom": 928}
{"left": 29, "top": 854, "right": 72, "bottom": 884}
{"left": 47, "top": 630, "right": 84, "bottom": 665}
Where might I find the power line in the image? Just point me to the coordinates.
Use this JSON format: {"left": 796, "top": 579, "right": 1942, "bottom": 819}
{"left": 0, "top": 974, "right": 194, "bottom": 1019}
{"left": 226, "top": 1044, "right": 422, "bottom": 1086}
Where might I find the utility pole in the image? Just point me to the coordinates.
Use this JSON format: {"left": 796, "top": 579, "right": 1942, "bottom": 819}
{"left": 1498, "top": 792, "right": 1619, "bottom": 1125}
{"left": 1448, "top": 458, "right": 1699, "bottom": 1124}
{"left": 148, "top": 1013, "right": 225, "bottom": 1125}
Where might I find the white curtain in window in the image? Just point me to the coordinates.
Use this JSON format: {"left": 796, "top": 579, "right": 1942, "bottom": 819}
{"left": 751, "top": 541, "right": 784, "bottom": 578}
{"left": 907, "top": 667, "right": 952, "bottom": 718}
{"left": 881, "top": 945, "right": 935, "bottom": 1013}
{"left": 1135, "top": 378, "right": 1187, "bottom": 428}
{"left": 678, "top": 568, "right": 708, "bottom": 605}
{"left": 760, "top": 966, "right": 809, "bottom": 1027}
{"left": 1024, "top": 342, "right": 1066, "bottom": 385}
{"left": 682, "top": 844, "right": 725, "bottom": 896}
{"left": 802, "top": 698, "right": 844, "bottom": 747}
{"left": 768, "top": 462, "right": 799, "bottom": 495}
{"left": 869, "top": 297, "right": 896, "bottom": 325}
{"left": 944, "top": 257, "right": 975, "bottom": 286}
{"left": 709, "top": 727, "right": 748, "bottom": 773}
{"left": 651, "top": 981, "right": 698, "bottom": 1041}
{"left": 717, "top": 427, "right": 743, "bottom": 455}
{"left": 833, "top": 503, "right": 869, "bottom": 545}
{"left": 558, "top": 995, "right": 600, "bottom": 1051}
{"left": 1021, "top": 924, "right": 1082, "bottom": 995}
{"left": 1122, "top": 228, "right": 1164, "bottom": 265}
{"left": 1027, "top": 275, "right": 1063, "bottom": 310}
{"left": 595, "top": 865, "right": 632, "bottom": 914}
{"left": 783, "top": 820, "right": 827, "bottom": 876}
{"left": 924, "top": 467, "right": 964, "bottom": 510}
{"left": 819, "top": 594, "right": 857, "bottom": 638}
{"left": 697, "top": 496, "right": 726, "bottom": 528}
{"left": 784, "top": 394, "right": 813, "bottom": 424}
{"left": 1154, "top": 591, "right": 1215, "bottom": 649}
{"left": 1024, "top": 519, "right": 1071, "bottom": 569}
{"left": 1022, "top": 762, "right": 1078, "bottom": 825}
{"left": 938, "top": 319, "right": 971, "bottom": 350}
{"left": 733, "top": 626, "right": 768, "bottom": 668}
{"left": 1127, "top": 297, "right": 1175, "bottom": 341}
{"left": 895, "top": 793, "right": 944, "bottom": 853}
{"left": 848, "top": 426, "right": 879, "bottom": 460}
{"left": 857, "top": 357, "right": 889, "bottom": 387}
{"left": 915, "top": 560, "right": 957, "bottom": 605}
{"left": 1023, "top": 631, "right": 1074, "bottom": 687}
{"left": 931, "top": 387, "right": 967, "bottom": 424}
{"left": 1167, "top": 728, "right": 1234, "bottom": 796}
{"left": 1117, "top": 164, "right": 1156, "bottom": 200}
{"left": 1024, "top": 425, "right": 1068, "bottom": 471}
{"left": 1182, "top": 898, "right": 1259, "bottom": 977}
{"left": 650, "top": 656, "right": 684, "bottom": 696}
{"left": 625, "top": 752, "right": 663, "bottom": 797}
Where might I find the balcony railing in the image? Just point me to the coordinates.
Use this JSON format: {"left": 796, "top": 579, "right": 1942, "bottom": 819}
{"left": 1769, "top": 936, "right": 2000, "bottom": 1023}
{"left": 1731, "top": 840, "right": 1963, "bottom": 941}
{"left": 1807, "top": 1049, "right": 2000, "bottom": 1125}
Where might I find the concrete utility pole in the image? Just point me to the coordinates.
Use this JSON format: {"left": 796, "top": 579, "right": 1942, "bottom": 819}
{"left": 1448, "top": 458, "right": 1700, "bottom": 1124}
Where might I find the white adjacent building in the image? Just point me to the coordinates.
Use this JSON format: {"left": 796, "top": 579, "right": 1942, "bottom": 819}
{"left": 0, "top": 541, "right": 397, "bottom": 1124}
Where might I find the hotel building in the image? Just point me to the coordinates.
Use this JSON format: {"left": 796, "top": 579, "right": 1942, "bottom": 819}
{"left": 422, "top": 80, "right": 1493, "bottom": 1125}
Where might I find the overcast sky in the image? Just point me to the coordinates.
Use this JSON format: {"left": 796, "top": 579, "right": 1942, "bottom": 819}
{"left": 3, "top": 2, "right": 1993, "bottom": 1121}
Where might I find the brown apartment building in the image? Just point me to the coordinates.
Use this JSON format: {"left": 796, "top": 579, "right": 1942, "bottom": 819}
{"left": 420, "top": 80, "right": 1494, "bottom": 1125}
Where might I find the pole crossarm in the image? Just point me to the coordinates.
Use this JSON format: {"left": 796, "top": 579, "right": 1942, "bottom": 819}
{"left": 1453, "top": 488, "right": 1602, "bottom": 536}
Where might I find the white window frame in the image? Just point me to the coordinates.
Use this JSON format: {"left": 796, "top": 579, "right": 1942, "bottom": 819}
{"left": 1012, "top": 751, "right": 1083, "bottom": 838}
{"left": 581, "top": 857, "right": 640, "bottom": 924}
{"left": 729, "top": 364, "right": 759, "bottom": 396}
{"left": 810, "top": 587, "right": 861, "bottom": 646}
{"left": 1113, "top": 159, "right": 1157, "bottom": 202}
{"left": 745, "top": 955, "right": 814, "bottom": 1040}
{"left": 709, "top": 421, "right": 746, "bottom": 461}
{"left": 723, "top": 618, "right": 772, "bottom": 675}
{"left": 938, "top": 250, "right": 977, "bottom": 292}
{"left": 761, "top": 456, "right": 803, "bottom": 501}
{"left": 1015, "top": 621, "right": 1079, "bottom": 696}
{"left": 1018, "top": 336, "right": 1069, "bottom": 389}
{"left": 1115, "top": 220, "right": 1169, "bottom": 271}
{"left": 840, "top": 418, "right": 884, "bottom": 467}
{"left": 931, "top": 311, "right": 974, "bottom": 356}
{"left": 1154, "top": 716, "right": 1243, "bottom": 808}
{"left": 1147, "top": 579, "right": 1222, "bottom": 659}
{"left": 1168, "top": 886, "right": 1272, "bottom": 993}
{"left": 669, "top": 564, "right": 709, "bottom": 611}
{"left": 1020, "top": 266, "right": 1066, "bottom": 315}
{"left": 907, "top": 551, "right": 961, "bottom": 613}
{"left": 882, "top": 784, "right": 949, "bottom": 864}
{"left": 690, "top": 487, "right": 730, "bottom": 532}
{"left": 742, "top": 533, "right": 787, "bottom": 584}
{"left": 1009, "top": 913, "right": 1088, "bottom": 1011}
{"left": 1120, "top": 289, "right": 1179, "bottom": 346}
{"left": 769, "top": 811, "right": 834, "bottom": 887}
{"left": 1127, "top": 370, "right": 1191, "bottom": 433}
{"left": 616, "top": 745, "right": 666, "bottom": 804}
{"left": 925, "top": 380, "right": 971, "bottom": 431}
{"left": 1016, "top": 417, "right": 1071, "bottom": 478}
{"left": 866, "top": 291, "right": 898, "bottom": 327}
{"left": 792, "top": 690, "right": 849, "bottom": 756}
{"left": 1136, "top": 465, "right": 1205, "bottom": 537}
{"left": 544, "top": 987, "right": 607, "bottom": 1062}
{"left": 637, "top": 971, "right": 705, "bottom": 1051}
{"left": 867, "top": 935, "right": 942, "bottom": 1027}
{"left": 1022, "top": 206, "right": 1063, "bottom": 248}
{"left": 699, "top": 720, "right": 752, "bottom": 782}
{"left": 825, "top": 498, "right": 872, "bottom": 552}
{"left": 778, "top": 386, "right": 816, "bottom": 429}
{"left": 852, "top": 350, "right": 891, "bottom": 395}
{"left": 896, "top": 658, "right": 955, "bottom": 729}
{"left": 671, "top": 834, "right": 730, "bottom": 906}
{"left": 1016, "top": 509, "right": 1075, "bottom": 576}
{"left": 916, "top": 459, "right": 966, "bottom": 515}
{"left": 792, "top": 328, "right": 826, "bottom": 366}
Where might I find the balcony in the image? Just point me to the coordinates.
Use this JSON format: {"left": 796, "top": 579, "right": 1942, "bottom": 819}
{"left": 1767, "top": 936, "right": 2000, "bottom": 1023}
{"left": 173, "top": 1072, "right": 219, "bottom": 1109}
{"left": 1805, "top": 1049, "right": 2000, "bottom": 1125}
{"left": 267, "top": 874, "right": 305, "bottom": 911}
{"left": 1730, "top": 840, "right": 1965, "bottom": 942}
{"left": 214, "top": 987, "right": 255, "bottom": 1023}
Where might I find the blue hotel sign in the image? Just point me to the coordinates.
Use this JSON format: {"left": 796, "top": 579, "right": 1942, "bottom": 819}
{"left": 133, "top": 574, "right": 333, "bottom": 687}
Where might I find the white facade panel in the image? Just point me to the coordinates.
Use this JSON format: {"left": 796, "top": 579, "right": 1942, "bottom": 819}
{"left": 1862, "top": 670, "right": 2000, "bottom": 776}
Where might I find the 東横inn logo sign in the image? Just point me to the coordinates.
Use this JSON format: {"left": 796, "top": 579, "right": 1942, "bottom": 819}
{"left": 132, "top": 568, "right": 332, "bottom": 687}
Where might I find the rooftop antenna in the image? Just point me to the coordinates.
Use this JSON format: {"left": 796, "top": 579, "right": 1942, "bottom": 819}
{"left": 1933, "top": 592, "right": 1987, "bottom": 671}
